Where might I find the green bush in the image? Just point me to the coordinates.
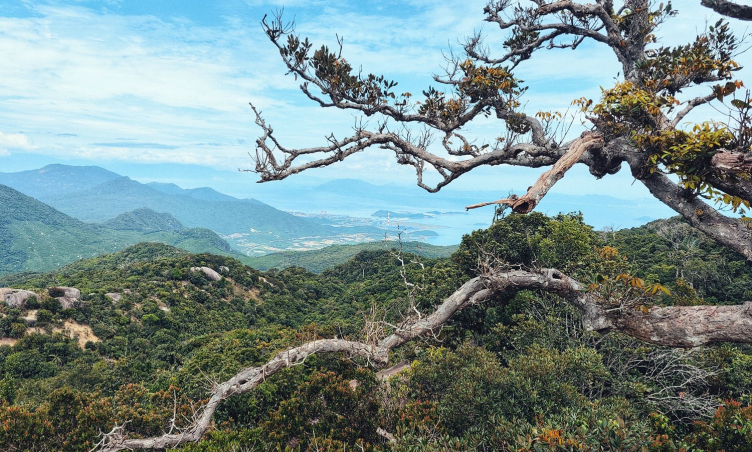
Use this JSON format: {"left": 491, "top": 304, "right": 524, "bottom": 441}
{"left": 35, "top": 309, "right": 53, "bottom": 324}
{"left": 8, "top": 323, "right": 25, "bottom": 339}
{"left": 24, "top": 296, "right": 39, "bottom": 310}
{"left": 41, "top": 297, "right": 60, "bottom": 314}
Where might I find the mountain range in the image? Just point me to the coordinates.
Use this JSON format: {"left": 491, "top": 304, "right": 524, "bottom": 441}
{"left": 0, "top": 184, "right": 237, "bottom": 275}
{"left": 0, "top": 162, "right": 679, "bottom": 276}
{"left": 0, "top": 165, "right": 390, "bottom": 256}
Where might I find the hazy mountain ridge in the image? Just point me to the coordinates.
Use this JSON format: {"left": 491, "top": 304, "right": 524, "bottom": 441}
{"left": 146, "top": 182, "right": 239, "bottom": 202}
{"left": 0, "top": 184, "right": 239, "bottom": 275}
{"left": 0, "top": 165, "right": 392, "bottom": 255}
{"left": 0, "top": 164, "right": 122, "bottom": 199}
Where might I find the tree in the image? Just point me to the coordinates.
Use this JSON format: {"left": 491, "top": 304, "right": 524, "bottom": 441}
{"left": 95, "top": 2, "right": 752, "bottom": 450}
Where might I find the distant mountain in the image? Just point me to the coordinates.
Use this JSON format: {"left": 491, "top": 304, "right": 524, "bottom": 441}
{"left": 101, "top": 208, "right": 185, "bottom": 232}
{"left": 42, "top": 176, "right": 338, "bottom": 237}
{"left": 146, "top": 182, "right": 238, "bottom": 202}
{"left": 245, "top": 240, "right": 458, "bottom": 273}
{"left": 100, "top": 208, "right": 235, "bottom": 254}
{"left": 1, "top": 165, "right": 392, "bottom": 256}
{"left": 0, "top": 184, "right": 238, "bottom": 275}
{"left": 316, "top": 179, "right": 397, "bottom": 195}
{"left": 163, "top": 227, "right": 237, "bottom": 255}
{"left": 0, "top": 164, "right": 121, "bottom": 199}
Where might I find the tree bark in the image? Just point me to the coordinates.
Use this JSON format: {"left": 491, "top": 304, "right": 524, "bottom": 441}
{"left": 466, "top": 132, "right": 604, "bottom": 212}
{"left": 711, "top": 149, "right": 752, "bottom": 175}
{"left": 614, "top": 302, "right": 752, "bottom": 347}
{"left": 702, "top": 0, "right": 752, "bottom": 20}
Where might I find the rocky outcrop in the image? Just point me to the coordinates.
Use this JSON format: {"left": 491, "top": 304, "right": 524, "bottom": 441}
{"left": 105, "top": 293, "right": 122, "bottom": 303}
{"left": 190, "top": 267, "right": 222, "bottom": 281}
{"left": 0, "top": 288, "right": 37, "bottom": 309}
{"left": 49, "top": 287, "right": 81, "bottom": 309}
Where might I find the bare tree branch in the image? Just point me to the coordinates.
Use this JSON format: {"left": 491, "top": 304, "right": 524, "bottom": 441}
{"left": 466, "top": 131, "right": 604, "bottom": 212}
{"left": 671, "top": 93, "right": 718, "bottom": 128}
{"left": 702, "top": 0, "right": 752, "bottom": 21}
{"left": 249, "top": 102, "right": 569, "bottom": 191}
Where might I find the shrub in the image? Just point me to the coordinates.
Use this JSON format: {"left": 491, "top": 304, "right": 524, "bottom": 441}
{"left": 35, "top": 309, "right": 53, "bottom": 324}
{"left": 47, "top": 288, "right": 65, "bottom": 298}
{"left": 24, "top": 296, "right": 39, "bottom": 310}
{"left": 8, "top": 323, "right": 25, "bottom": 339}
{"left": 41, "top": 298, "right": 60, "bottom": 314}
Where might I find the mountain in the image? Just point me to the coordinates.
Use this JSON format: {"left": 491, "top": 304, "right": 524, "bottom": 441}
{"left": 0, "top": 164, "right": 122, "bottom": 199}
{"left": 0, "top": 166, "right": 389, "bottom": 254}
{"left": 101, "top": 208, "right": 236, "bottom": 254}
{"left": 0, "top": 184, "right": 238, "bottom": 275}
{"left": 42, "top": 175, "right": 339, "bottom": 236}
{"left": 245, "top": 240, "right": 458, "bottom": 273}
{"left": 0, "top": 214, "right": 747, "bottom": 452}
{"left": 101, "top": 208, "right": 185, "bottom": 232}
{"left": 146, "top": 182, "right": 238, "bottom": 202}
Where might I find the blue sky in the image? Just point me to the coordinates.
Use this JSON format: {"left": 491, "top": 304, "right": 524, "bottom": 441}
{"left": 0, "top": 0, "right": 750, "bottom": 199}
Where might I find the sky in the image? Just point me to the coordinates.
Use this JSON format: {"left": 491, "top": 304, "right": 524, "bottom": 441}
{"left": 0, "top": 0, "right": 751, "bottom": 200}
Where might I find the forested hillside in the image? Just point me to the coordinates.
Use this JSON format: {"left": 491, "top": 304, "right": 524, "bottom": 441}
{"left": 0, "top": 214, "right": 750, "bottom": 451}
{"left": 245, "top": 240, "right": 458, "bottom": 273}
{"left": 0, "top": 185, "right": 240, "bottom": 275}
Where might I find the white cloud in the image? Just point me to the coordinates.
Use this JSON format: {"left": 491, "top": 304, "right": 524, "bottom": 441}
{"left": 0, "top": 132, "right": 34, "bottom": 150}
{"left": 0, "top": 0, "right": 750, "bottom": 197}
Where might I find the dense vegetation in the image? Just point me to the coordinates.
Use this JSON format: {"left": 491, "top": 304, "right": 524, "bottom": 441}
{"left": 245, "top": 241, "right": 458, "bottom": 273}
{"left": 0, "top": 214, "right": 750, "bottom": 451}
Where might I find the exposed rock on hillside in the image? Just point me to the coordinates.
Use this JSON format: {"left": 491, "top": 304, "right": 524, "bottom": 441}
{"left": 0, "top": 288, "right": 37, "bottom": 309}
{"left": 49, "top": 286, "right": 81, "bottom": 309}
{"left": 190, "top": 266, "right": 222, "bottom": 281}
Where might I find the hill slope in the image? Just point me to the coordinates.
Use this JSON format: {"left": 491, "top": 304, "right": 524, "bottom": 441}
{"left": 0, "top": 185, "right": 238, "bottom": 275}
{"left": 101, "top": 208, "right": 185, "bottom": 232}
{"left": 245, "top": 240, "right": 458, "bottom": 273}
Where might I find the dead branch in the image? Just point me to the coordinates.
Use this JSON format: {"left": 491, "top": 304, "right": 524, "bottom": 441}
{"left": 466, "top": 132, "right": 604, "bottom": 212}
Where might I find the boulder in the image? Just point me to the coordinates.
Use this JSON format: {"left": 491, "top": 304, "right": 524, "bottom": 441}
{"left": 105, "top": 293, "right": 122, "bottom": 303}
{"left": 190, "top": 266, "right": 222, "bottom": 281}
{"left": 0, "top": 288, "right": 37, "bottom": 309}
{"left": 49, "top": 287, "right": 81, "bottom": 310}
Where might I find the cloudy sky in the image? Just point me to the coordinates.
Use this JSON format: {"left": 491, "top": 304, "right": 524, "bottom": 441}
{"left": 0, "top": 0, "right": 750, "bottom": 198}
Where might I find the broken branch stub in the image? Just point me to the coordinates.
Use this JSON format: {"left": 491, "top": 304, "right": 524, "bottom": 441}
{"left": 466, "top": 132, "right": 604, "bottom": 212}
